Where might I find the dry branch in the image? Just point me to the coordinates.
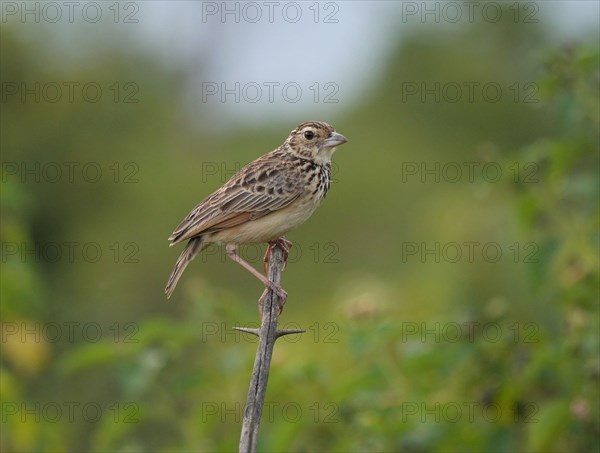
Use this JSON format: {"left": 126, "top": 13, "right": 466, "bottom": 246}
{"left": 236, "top": 242, "right": 304, "bottom": 453}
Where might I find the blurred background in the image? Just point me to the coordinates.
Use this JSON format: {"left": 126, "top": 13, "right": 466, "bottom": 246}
{"left": 1, "top": 1, "right": 598, "bottom": 451}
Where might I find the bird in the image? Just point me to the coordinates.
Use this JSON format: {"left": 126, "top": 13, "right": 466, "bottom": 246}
{"left": 165, "top": 121, "right": 348, "bottom": 308}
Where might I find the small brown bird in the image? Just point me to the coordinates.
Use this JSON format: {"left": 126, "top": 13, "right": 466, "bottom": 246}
{"left": 165, "top": 121, "right": 348, "bottom": 304}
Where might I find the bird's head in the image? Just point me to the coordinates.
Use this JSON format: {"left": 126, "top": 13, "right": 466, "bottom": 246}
{"left": 285, "top": 121, "right": 348, "bottom": 164}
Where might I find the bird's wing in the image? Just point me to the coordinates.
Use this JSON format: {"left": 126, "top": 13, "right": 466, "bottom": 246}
{"left": 168, "top": 155, "right": 302, "bottom": 244}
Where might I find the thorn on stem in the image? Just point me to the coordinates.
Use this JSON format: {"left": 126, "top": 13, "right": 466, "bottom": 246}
{"left": 233, "top": 327, "right": 305, "bottom": 340}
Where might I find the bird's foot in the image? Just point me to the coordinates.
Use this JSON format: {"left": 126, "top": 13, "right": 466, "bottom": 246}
{"left": 258, "top": 283, "right": 288, "bottom": 316}
{"left": 263, "top": 237, "right": 293, "bottom": 274}
{"left": 267, "top": 279, "right": 288, "bottom": 303}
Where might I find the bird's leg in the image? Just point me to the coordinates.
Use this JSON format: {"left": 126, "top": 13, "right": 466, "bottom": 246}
{"left": 263, "top": 237, "right": 293, "bottom": 274}
{"left": 226, "top": 246, "right": 288, "bottom": 302}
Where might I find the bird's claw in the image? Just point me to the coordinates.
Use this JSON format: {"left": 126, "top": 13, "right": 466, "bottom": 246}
{"left": 258, "top": 282, "right": 288, "bottom": 316}
{"left": 267, "top": 280, "right": 288, "bottom": 302}
{"left": 263, "top": 247, "right": 270, "bottom": 275}
{"left": 263, "top": 237, "right": 292, "bottom": 274}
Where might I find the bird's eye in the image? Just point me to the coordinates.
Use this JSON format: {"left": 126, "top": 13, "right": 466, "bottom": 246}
{"left": 304, "top": 131, "right": 315, "bottom": 140}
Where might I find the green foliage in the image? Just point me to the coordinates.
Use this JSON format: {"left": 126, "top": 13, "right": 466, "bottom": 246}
{"left": 1, "top": 10, "right": 598, "bottom": 452}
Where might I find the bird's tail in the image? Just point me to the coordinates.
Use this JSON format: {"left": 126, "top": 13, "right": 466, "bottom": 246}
{"left": 165, "top": 237, "right": 205, "bottom": 299}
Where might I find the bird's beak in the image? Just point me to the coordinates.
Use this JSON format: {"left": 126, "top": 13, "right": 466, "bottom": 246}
{"left": 324, "top": 132, "right": 348, "bottom": 148}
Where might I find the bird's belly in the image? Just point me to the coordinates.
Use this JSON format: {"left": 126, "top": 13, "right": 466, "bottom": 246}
{"left": 211, "top": 199, "right": 319, "bottom": 244}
